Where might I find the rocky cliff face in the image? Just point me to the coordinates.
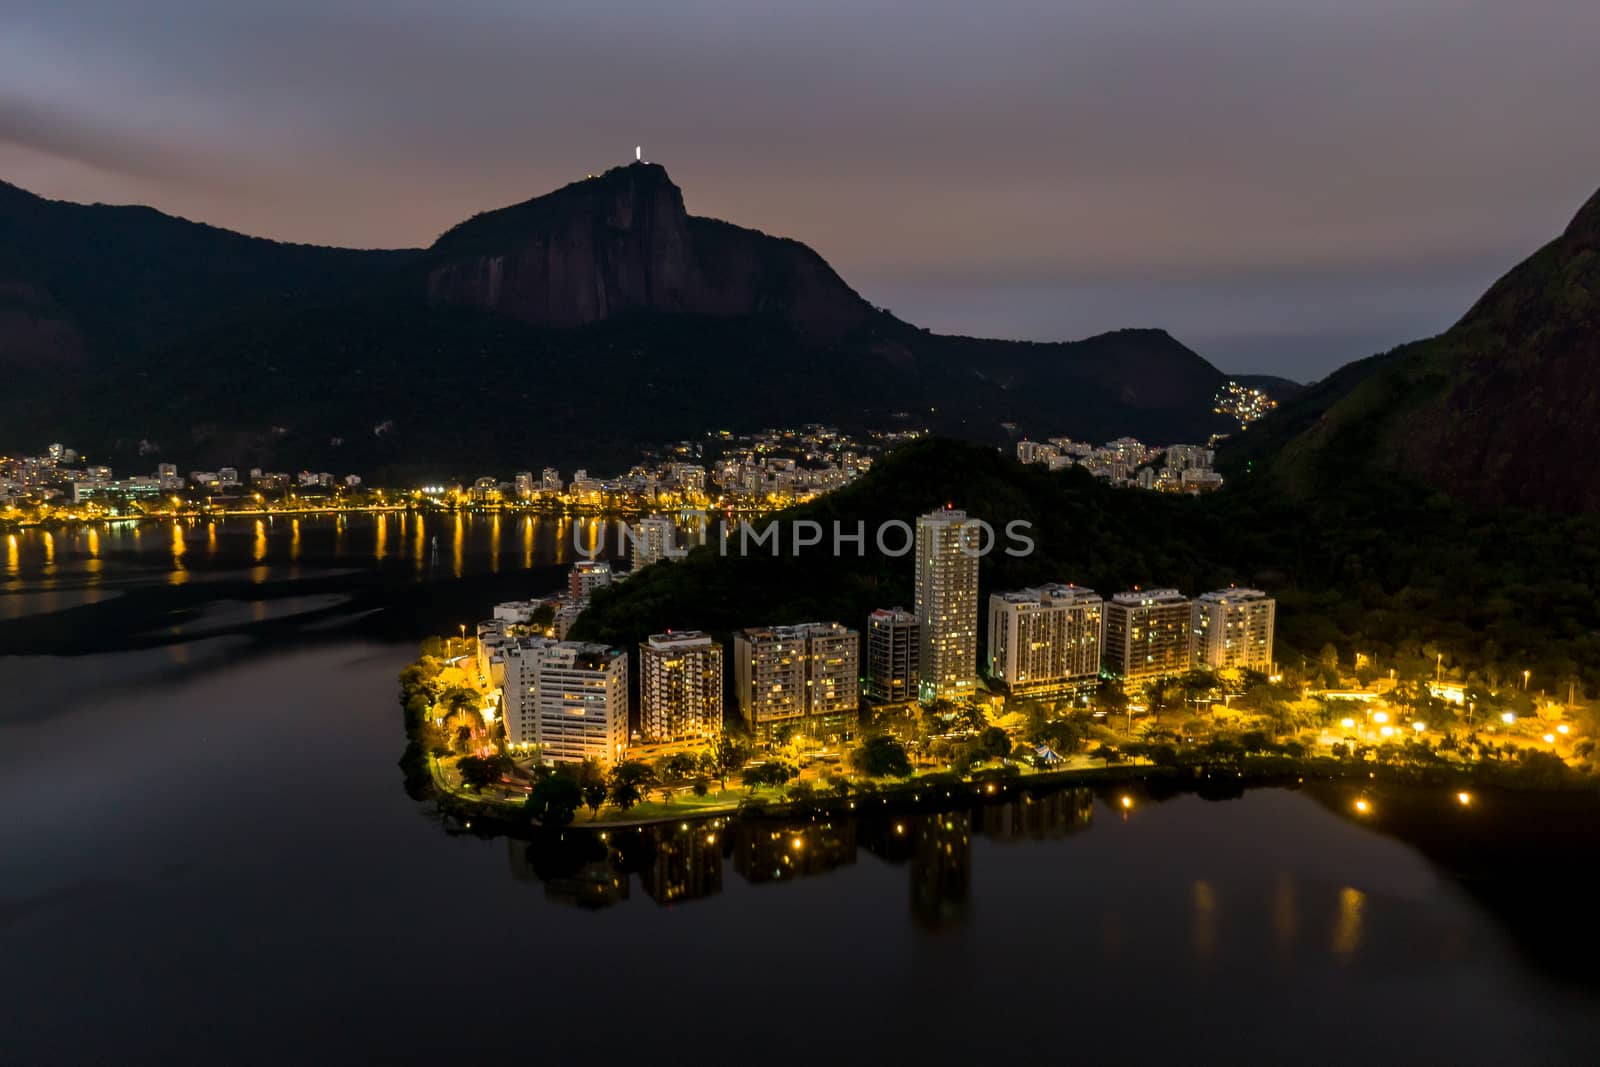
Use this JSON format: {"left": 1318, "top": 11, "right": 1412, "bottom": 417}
{"left": 424, "top": 163, "right": 870, "bottom": 339}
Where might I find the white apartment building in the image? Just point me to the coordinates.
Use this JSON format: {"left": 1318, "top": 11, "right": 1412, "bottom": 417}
{"left": 987, "top": 584, "right": 1104, "bottom": 698}
{"left": 1016, "top": 440, "right": 1060, "bottom": 465}
{"left": 733, "top": 622, "right": 860, "bottom": 740}
{"left": 639, "top": 631, "right": 724, "bottom": 743}
{"left": 568, "top": 559, "right": 613, "bottom": 600}
{"left": 628, "top": 515, "right": 682, "bottom": 571}
{"left": 1101, "top": 588, "right": 1193, "bottom": 687}
{"left": 501, "top": 637, "right": 628, "bottom": 762}
{"left": 915, "top": 508, "right": 981, "bottom": 702}
{"left": 1193, "top": 588, "right": 1276, "bottom": 672}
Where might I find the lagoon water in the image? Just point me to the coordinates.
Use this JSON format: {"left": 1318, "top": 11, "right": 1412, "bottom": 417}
{"left": 2, "top": 515, "right": 1597, "bottom": 1063}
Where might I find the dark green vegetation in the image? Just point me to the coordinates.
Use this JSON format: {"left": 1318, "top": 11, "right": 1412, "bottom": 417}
{"left": 574, "top": 436, "right": 1600, "bottom": 697}
{"left": 1227, "top": 183, "right": 1600, "bottom": 513}
{"left": 1, "top": 166, "right": 1240, "bottom": 478}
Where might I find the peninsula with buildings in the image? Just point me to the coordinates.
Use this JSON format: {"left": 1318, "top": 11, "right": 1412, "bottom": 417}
{"left": 400, "top": 492, "right": 1590, "bottom": 828}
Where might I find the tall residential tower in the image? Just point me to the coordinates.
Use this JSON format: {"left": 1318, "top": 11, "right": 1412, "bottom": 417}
{"left": 639, "top": 631, "right": 724, "bottom": 743}
{"left": 915, "top": 508, "right": 981, "bottom": 702}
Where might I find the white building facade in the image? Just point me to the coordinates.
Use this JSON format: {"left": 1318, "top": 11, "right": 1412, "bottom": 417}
{"left": 1193, "top": 588, "right": 1275, "bottom": 672}
{"left": 915, "top": 508, "right": 981, "bottom": 702}
{"left": 987, "top": 584, "right": 1104, "bottom": 698}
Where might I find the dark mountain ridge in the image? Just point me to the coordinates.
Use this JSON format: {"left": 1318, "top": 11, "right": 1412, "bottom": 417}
{"left": 0, "top": 178, "right": 417, "bottom": 370}
{"left": 1229, "top": 183, "right": 1600, "bottom": 512}
{"left": 1, "top": 166, "right": 1245, "bottom": 474}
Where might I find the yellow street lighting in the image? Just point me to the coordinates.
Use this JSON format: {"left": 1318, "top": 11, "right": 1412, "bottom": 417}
{"left": 1380, "top": 726, "right": 1395, "bottom": 738}
{"left": 1456, "top": 791, "right": 1472, "bottom": 806}
{"left": 1373, "top": 711, "right": 1389, "bottom": 725}
{"left": 1120, "top": 795, "right": 1133, "bottom": 810}
{"left": 1413, "top": 722, "right": 1426, "bottom": 733}
{"left": 1501, "top": 712, "right": 1516, "bottom": 725}
{"left": 1340, "top": 718, "right": 1356, "bottom": 730}
{"left": 1354, "top": 798, "right": 1371, "bottom": 815}
{"left": 1543, "top": 733, "right": 1556, "bottom": 744}
{"left": 1557, "top": 724, "right": 1570, "bottom": 735}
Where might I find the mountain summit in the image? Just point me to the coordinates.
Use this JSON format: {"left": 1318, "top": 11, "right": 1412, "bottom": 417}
{"left": 1237, "top": 182, "right": 1600, "bottom": 513}
{"left": 425, "top": 164, "right": 870, "bottom": 338}
{"left": 0, "top": 167, "right": 1243, "bottom": 473}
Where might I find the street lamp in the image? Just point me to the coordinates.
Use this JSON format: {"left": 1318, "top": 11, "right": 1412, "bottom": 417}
{"left": 1523, "top": 669, "right": 1531, "bottom": 691}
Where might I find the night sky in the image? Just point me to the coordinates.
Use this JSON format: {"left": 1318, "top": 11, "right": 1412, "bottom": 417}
{"left": 5, "top": 1, "right": 1599, "bottom": 380}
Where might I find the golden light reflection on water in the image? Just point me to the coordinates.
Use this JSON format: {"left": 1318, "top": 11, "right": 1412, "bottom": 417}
{"left": 490, "top": 514, "right": 500, "bottom": 572}
{"left": 207, "top": 522, "right": 217, "bottom": 557}
{"left": 1272, "top": 874, "right": 1298, "bottom": 958}
{"left": 374, "top": 513, "right": 387, "bottom": 562}
{"left": 290, "top": 519, "right": 301, "bottom": 562}
{"left": 86, "top": 527, "right": 99, "bottom": 558}
{"left": 522, "top": 515, "right": 534, "bottom": 570}
{"left": 1101, "top": 909, "right": 1122, "bottom": 958}
{"left": 43, "top": 530, "right": 55, "bottom": 565}
{"left": 452, "top": 513, "right": 464, "bottom": 578}
{"left": 1332, "top": 886, "right": 1366, "bottom": 961}
{"left": 168, "top": 522, "right": 188, "bottom": 585}
{"left": 254, "top": 520, "right": 267, "bottom": 562}
{"left": 1191, "top": 880, "right": 1217, "bottom": 962}
{"left": 6, "top": 533, "right": 17, "bottom": 573}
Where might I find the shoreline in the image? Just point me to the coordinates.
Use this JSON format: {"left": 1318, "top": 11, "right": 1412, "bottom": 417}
{"left": 423, "top": 751, "right": 1599, "bottom": 836}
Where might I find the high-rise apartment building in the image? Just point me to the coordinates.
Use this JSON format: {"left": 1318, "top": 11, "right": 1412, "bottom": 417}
{"left": 733, "top": 622, "right": 860, "bottom": 740}
{"left": 1101, "top": 589, "right": 1193, "bottom": 687}
{"left": 987, "top": 584, "right": 1104, "bottom": 697}
{"left": 1193, "top": 588, "right": 1276, "bottom": 672}
{"left": 639, "top": 631, "right": 724, "bottom": 743}
{"left": 629, "top": 515, "right": 681, "bottom": 571}
{"left": 915, "top": 508, "right": 981, "bottom": 702}
{"left": 1016, "top": 440, "right": 1061, "bottom": 465}
{"left": 501, "top": 637, "right": 628, "bottom": 762}
{"left": 569, "top": 559, "right": 613, "bottom": 601}
{"left": 865, "top": 607, "right": 920, "bottom": 704}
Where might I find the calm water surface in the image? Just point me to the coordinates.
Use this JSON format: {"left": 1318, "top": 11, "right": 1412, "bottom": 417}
{"left": 1, "top": 517, "right": 1597, "bottom": 1063}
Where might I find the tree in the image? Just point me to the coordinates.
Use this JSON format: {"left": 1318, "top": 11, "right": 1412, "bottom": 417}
{"left": 710, "top": 732, "right": 748, "bottom": 788}
{"left": 457, "top": 754, "right": 511, "bottom": 791}
{"left": 528, "top": 603, "right": 557, "bottom": 633}
{"left": 526, "top": 774, "right": 582, "bottom": 827}
{"left": 742, "top": 762, "right": 796, "bottom": 792}
{"left": 659, "top": 752, "right": 700, "bottom": 782}
{"left": 607, "top": 761, "right": 656, "bottom": 811}
{"left": 576, "top": 757, "right": 609, "bottom": 818}
{"left": 1090, "top": 742, "right": 1120, "bottom": 767}
{"left": 978, "top": 726, "right": 1011, "bottom": 760}
{"left": 1143, "top": 678, "right": 1170, "bottom": 724}
{"left": 850, "top": 735, "right": 913, "bottom": 778}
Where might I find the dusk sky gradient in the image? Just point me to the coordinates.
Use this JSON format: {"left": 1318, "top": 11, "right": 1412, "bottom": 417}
{"left": 5, "top": 0, "right": 1599, "bottom": 379}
